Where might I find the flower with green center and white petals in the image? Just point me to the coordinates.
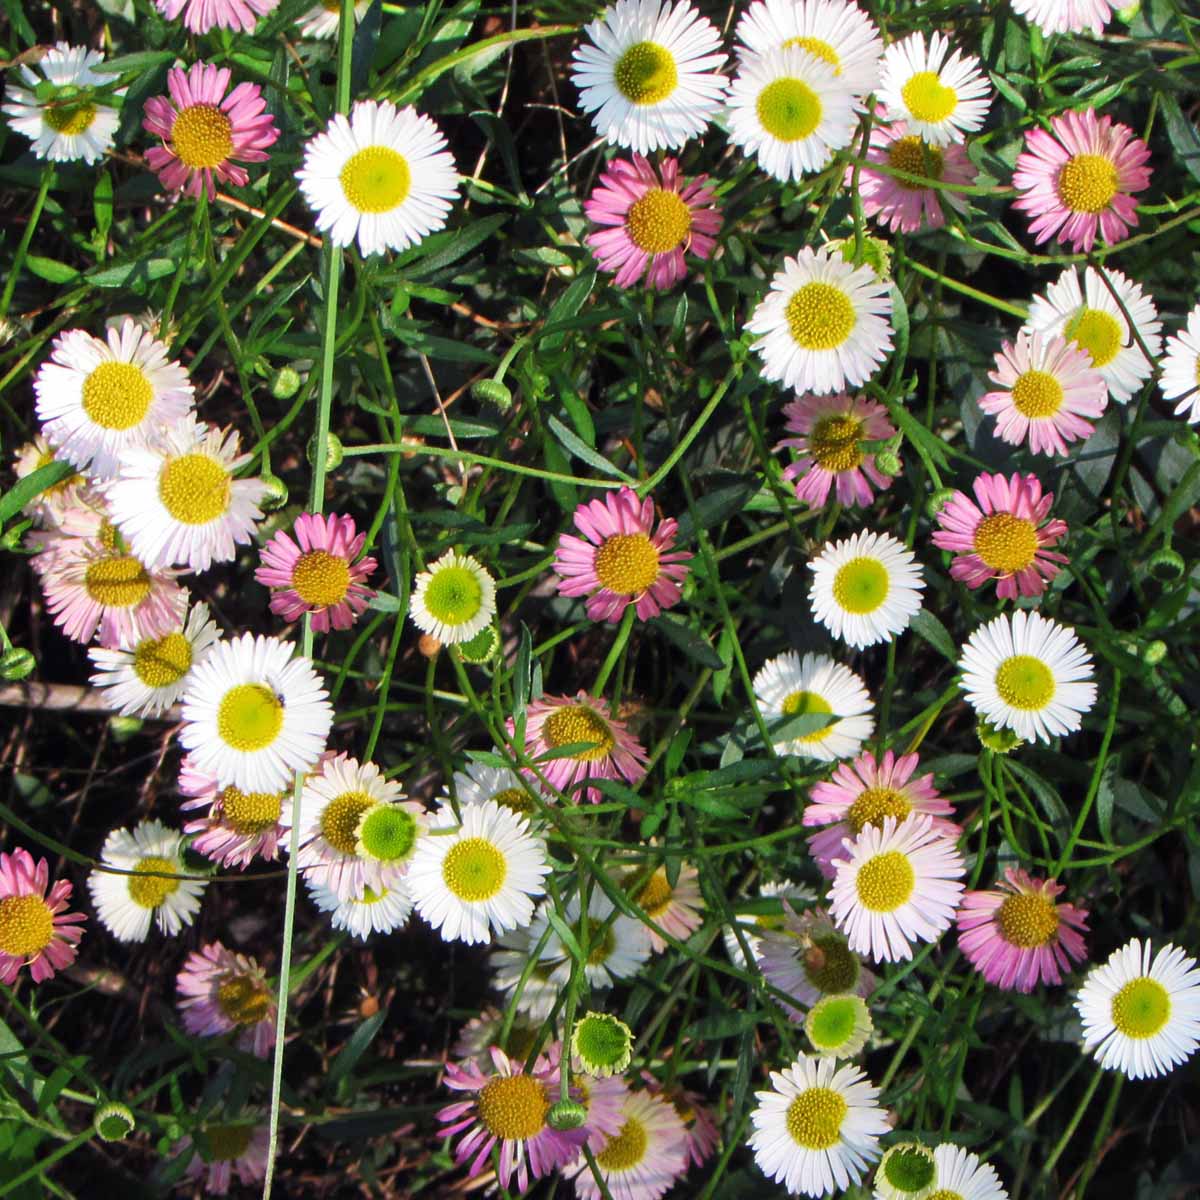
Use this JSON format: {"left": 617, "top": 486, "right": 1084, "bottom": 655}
{"left": 875, "top": 1142, "right": 938, "bottom": 1200}
{"left": 572, "top": 1011, "right": 635, "bottom": 1077}
{"left": 805, "top": 994, "right": 872, "bottom": 1060}
{"left": 409, "top": 550, "right": 497, "bottom": 645}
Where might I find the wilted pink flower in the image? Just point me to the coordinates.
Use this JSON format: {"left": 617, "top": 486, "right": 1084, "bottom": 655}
{"left": 0, "top": 848, "right": 85, "bottom": 985}
{"left": 176, "top": 941, "right": 277, "bottom": 1058}
{"left": 178, "top": 1121, "right": 270, "bottom": 1194}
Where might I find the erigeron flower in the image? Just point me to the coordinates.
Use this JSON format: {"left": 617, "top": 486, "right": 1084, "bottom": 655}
{"left": 572, "top": 1011, "right": 635, "bottom": 1078}
{"left": 409, "top": 550, "right": 496, "bottom": 645}
{"left": 626, "top": 861, "right": 704, "bottom": 952}
{"left": 297, "top": 0, "right": 370, "bottom": 38}
{"left": 179, "top": 755, "right": 292, "bottom": 870}
{"left": 1158, "top": 303, "right": 1200, "bottom": 424}
{"left": 446, "top": 759, "right": 546, "bottom": 820}
{"left": 1011, "top": 0, "right": 1116, "bottom": 35}
{"left": 155, "top": 0, "right": 279, "bottom": 35}
{"left": 878, "top": 32, "right": 991, "bottom": 147}
{"left": 577, "top": 1071, "right": 631, "bottom": 1151}
{"left": 0, "top": 848, "right": 85, "bottom": 985}
{"left": 10, "top": 436, "right": 89, "bottom": 528}
{"left": 925, "top": 1145, "right": 1010, "bottom": 1200}
{"left": 723, "top": 879, "right": 817, "bottom": 967}
{"left": 874, "top": 1142, "right": 938, "bottom": 1200}
{"left": 307, "top": 876, "right": 413, "bottom": 939}
{"left": 175, "top": 941, "right": 276, "bottom": 1058}
{"left": 490, "top": 926, "right": 563, "bottom": 1022}
{"left": 805, "top": 994, "right": 872, "bottom": 1059}
{"left": 178, "top": 1121, "right": 270, "bottom": 1196}
{"left": 530, "top": 889, "right": 654, "bottom": 989}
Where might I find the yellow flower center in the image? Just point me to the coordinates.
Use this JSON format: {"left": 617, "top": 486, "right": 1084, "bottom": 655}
{"left": 900, "top": 71, "right": 958, "bottom": 123}
{"left": 994, "top": 654, "right": 1055, "bottom": 710}
{"left": 756, "top": 77, "right": 823, "bottom": 142}
{"left": 476, "top": 1074, "right": 549, "bottom": 1141}
{"left": 596, "top": 1116, "right": 649, "bottom": 1170}
{"left": 613, "top": 41, "right": 677, "bottom": 105}
{"left": 847, "top": 786, "right": 910, "bottom": 833}
{"left": 44, "top": 100, "right": 98, "bottom": 135}
{"left": 854, "top": 850, "right": 915, "bottom": 912}
{"left": 1010, "top": 369, "right": 1064, "bottom": 420}
{"left": 593, "top": 532, "right": 661, "bottom": 596}
{"left": 158, "top": 453, "right": 231, "bottom": 525}
{"left": 637, "top": 868, "right": 673, "bottom": 917}
{"left": 831, "top": 556, "right": 890, "bottom": 614}
{"left": 201, "top": 1123, "right": 254, "bottom": 1162}
{"left": 216, "top": 974, "right": 271, "bottom": 1025}
{"left": 785, "top": 1086, "right": 847, "bottom": 1149}
{"left": 996, "top": 891, "right": 1059, "bottom": 948}
{"left": 84, "top": 555, "right": 152, "bottom": 609}
{"left": 928, "top": 1192, "right": 965, "bottom": 1200}
{"left": 171, "top": 103, "right": 234, "bottom": 170}
{"left": 780, "top": 690, "right": 835, "bottom": 742}
{"left": 339, "top": 145, "right": 411, "bottom": 213}
{"left": 785, "top": 282, "right": 856, "bottom": 351}
{"left": 319, "top": 790, "right": 375, "bottom": 855}
{"left": 220, "top": 785, "right": 284, "bottom": 835}
{"left": 491, "top": 786, "right": 534, "bottom": 814}
{"left": 625, "top": 188, "right": 692, "bottom": 255}
{"left": 132, "top": 631, "right": 193, "bottom": 689}
{"left": 1064, "top": 307, "right": 1123, "bottom": 368}
{"left": 128, "top": 856, "right": 180, "bottom": 908}
{"left": 802, "top": 933, "right": 860, "bottom": 994}
{"left": 291, "top": 549, "right": 351, "bottom": 607}
{"left": 0, "top": 894, "right": 55, "bottom": 958}
{"left": 808, "top": 414, "right": 864, "bottom": 472}
{"left": 972, "top": 513, "right": 1039, "bottom": 573}
{"left": 81, "top": 361, "right": 153, "bottom": 431}
{"left": 542, "top": 705, "right": 615, "bottom": 761}
{"left": 1057, "top": 153, "right": 1118, "bottom": 214}
{"left": 1110, "top": 976, "right": 1171, "bottom": 1039}
{"left": 887, "top": 135, "right": 945, "bottom": 187}
{"left": 442, "top": 837, "right": 507, "bottom": 901}
{"left": 782, "top": 36, "right": 841, "bottom": 71}
{"left": 217, "top": 683, "right": 284, "bottom": 752}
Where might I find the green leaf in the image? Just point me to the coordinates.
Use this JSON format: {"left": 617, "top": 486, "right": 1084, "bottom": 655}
{"left": 1161, "top": 95, "right": 1200, "bottom": 185}
{"left": 393, "top": 213, "right": 509, "bottom": 278}
{"left": 765, "top": 710, "right": 836, "bottom": 743}
{"left": 547, "top": 415, "right": 633, "bottom": 481}
{"left": 686, "top": 1009, "right": 758, "bottom": 1039}
{"left": 675, "top": 477, "right": 758, "bottom": 543}
{"left": 540, "top": 268, "right": 596, "bottom": 350}
{"left": 648, "top": 615, "right": 725, "bottom": 670}
{"left": 88, "top": 257, "right": 178, "bottom": 288}
{"left": 327, "top": 1011, "right": 386, "bottom": 1095}
{"left": 23, "top": 255, "right": 78, "bottom": 284}
{"left": 0, "top": 461, "right": 73, "bottom": 527}
{"left": 909, "top": 609, "right": 957, "bottom": 661}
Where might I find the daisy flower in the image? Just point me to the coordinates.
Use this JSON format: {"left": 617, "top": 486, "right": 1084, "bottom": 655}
{"left": 572, "top": 1012, "right": 635, "bottom": 1078}
{"left": 531, "top": 889, "right": 653, "bottom": 988}
{"left": 626, "top": 861, "right": 704, "bottom": 952}
{"left": 805, "top": 994, "right": 872, "bottom": 1059}
{"left": 584, "top": 154, "right": 721, "bottom": 290}
{"left": 747, "top": 245, "right": 893, "bottom": 395}
{"left": 514, "top": 691, "right": 648, "bottom": 803}
{"left": 808, "top": 529, "right": 925, "bottom": 649}
{"left": 176, "top": 941, "right": 276, "bottom": 1058}
{"left": 752, "top": 651, "right": 875, "bottom": 762}
{"left": 1076, "top": 938, "right": 1200, "bottom": 1079}
{"left": 726, "top": 46, "right": 858, "bottom": 183}
{"left": 447, "top": 759, "right": 546, "bottom": 819}
{"left": 957, "top": 610, "right": 1097, "bottom": 744}
{"left": 409, "top": 549, "right": 496, "bottom": 645}
{"left": 0, "top": 848, "right": 85, "bottom": 985}
{"left": 298, "top": 0, "right": 370, "bottom": 38}
{"left": 878, "top": 32, "right": 991, "bottom": 147}
{"left": 10, "top": 436, "right": 89, "bottom": 528}
{"left": 723, "top": 879, "right": 817, "bottom": 967}
{"left": 673, "top": 1087, "right": 719, "bottom": 1168}
{"left": 1158, "top": 303, "right": 1200, "bottom": 424}
{"left": 408, "top": 798, "right": 549, "bottom": 945}
{"left": 155, "top": 0, "right": 279, "bottom": 34}
{"left": 932, "top": 472, "right": 1068, "bottom": 600}
{"left": 438, "top": 1046, "right": 585, "bottom": 1193}
{"left": 957, "top": 867, "right": 1089, "bottom": 993}
{"left": 978, "top": 331, "right": 1107, "bottom": 457}
{"left": 490, "top": 926, "right": 563, "bottom": 1022}
{"left": 88, "top": 820, "right": 206, "bottom": 942}
{"left": 88, "top": 600, "right": 220, "bottom": 717}
{"left": 2, "top": 42, "right": 123, "bottom": 165}
{"left": 1012, "top": 0, "right": 1116, "bottom": 35}
{"left": 143, "top": 63, "right": 278, "bottom": 201}
{"left": 553, "top": 486, "right": 692, "bottom": 623}
{"left": 777, "top": 393, "right": 896, "bottom": 509}
{"left": 308, "top": 876, "right": 413, "bottom": 939}
{"left": 570, "top": 0, "right": 728, "bottom": 155}
{"left": 875, "top": 1142, "right": 938, "bottom": 1200}
{"left": 34, "top": 317, "right": 193, "bottom": 481}
{"left": 749, "top": 1055, "right": 888, "bottom": 1198}
{"left": 1011, "top": 109, "right": 1151, "bottom": 253}
{"left": 179, "top": 632, "right": 333, "bottom": 793}
{"left": 734, "top": 0, "right": 883, "bottom": 98}
{"left": 453, "top": 1007, "right": 543, "bottom": 1064}
{"left": 577, "top": 1071, "right": 632, "bottom": 1151}
{"left": 179, "top": 756, "right": 292, "bottom": 869}
{"left": 803, "top": 750, "right": 958, "bottom": 880}
{"left": 179, "top": 1122, "right": 270, "bottom": 1196}
{"left": 1026, "top": 266, "right": 1161, "bottom": 404}
{"left": 105, "top": 416, "right": 268, "bottom": 574}
{"left": 255, "top": 511, "right": 377, "bottom": 632}
{"left": 829, "top": 814, "right": 966, "bottom": 963}
{"left": 573, "top": 1087, "right": 689, "bottom": 1200}
{"left": 927, "top": 1144, "right": 1010, "bottom": 1200}
{"left": 297, "top": 99, "right": 459, "bottom": 257}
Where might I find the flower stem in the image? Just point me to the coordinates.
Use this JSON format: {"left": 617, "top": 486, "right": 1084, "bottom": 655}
{"left": 0, "top": 166, "right": 54, "bottom": 319}
{"left": 592, "top": 604, "right": 636, "bottom": 697}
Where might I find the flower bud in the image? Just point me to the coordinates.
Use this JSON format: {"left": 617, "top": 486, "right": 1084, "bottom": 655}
{"left": 94, "top": 1102, "right": 135, "bottom": 1142}
{"left": 471, "top": 378, "right": 513, "bottom": 411}
{"left": 547, "top": 1099, "right": 588, "bottom": 1131}
{"left": 926, "top": 487, "right": 958, "bottom": 518}
{"left": 258, "top": 473, "right": 289, "bottom": 512}
{"left": 306, "top": 432, "right": 344, "bottom": 472}
{"left": 271, "top": 366, "right": 303, "bottom": 399}
{"left": 1147, "top": 547, "right": 1185, "bottom": 583}
{"left": 0, "top": 648, "right": 36, "bottom": 681}
{"left": 976, "top": 719, "right": 1022, "bottom": 754}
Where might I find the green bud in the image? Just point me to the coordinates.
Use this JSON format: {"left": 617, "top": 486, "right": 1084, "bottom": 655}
{"left": 546, "top": 1099, "right": 588, "bottom": 1131}
{"left": 876, "top": 1142, "right": 937, "bottom": 1200}
{"left": 306, "top": 432, "right": 344, "bottom": 472}
{"left": 94, "top": 1102, "right": 135, "bottom": 1142}
{"left": 471, "top": 378, "right": 513, "bottom": 411}
{"left": 832, "top": 234, "right": 892, "bottom": 281}
{"left": 1147, "top": 547, "right": 1186, "bottom": 583}
{"left": 976, "top": 719, "right": 1022, "bottom": 755}
{"left": 258, "top": 473, "right": 289, "bottom": 512}
{"left": 1117, "top": 0, "right": 1141, "bottom": 22}
{"left": 457, "top": 624, "right": 499, "bottom": 664}
{"left": 271, "top": 366, "right": 303, "bottom": 399}
{"left": 874, "top": 449, "right": 902, "bottom": 477}
{"left": 1143, "top": 640, "right": 1168, "bottom": 666}
{"left": 926, "top": 487, "right": 958, "bottom": 518}
{"left": 571, "top": 1011, "right": 634, "bottom": 1078}
{"left": 109, "top": 715, "right": 144, "bottom": 740}
{"left": 0, "top": 648, "right": 36, "bottom": 681}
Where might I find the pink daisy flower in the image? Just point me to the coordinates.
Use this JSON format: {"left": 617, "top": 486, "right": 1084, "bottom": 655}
{"left": 179, "top": 755, "right": 292, "bottom": 870}
{"left": 802, "top": 750, "right": 958, "bottom": 880}
{"left": 978, "top": 331, "right": 1108, "bottom": 457}
{"left": 1011, "top": 109, "right": 1152, "bottom": 253}
{"left": 511, "top": 691, "right": 648, "bottom": 804}
{"left": 577, "top": 1071, "right": 629, "bottom": 1151}
{"left": 957, "top": 866, "right": 1089, "bottom": 993}
{"left": 627, "top": 861, "right": 705, "bottom": 953}
{"left": 776, "top": 393, "right": 896, "bottom": 509}
{"left": 176, "top": 941, "right": 277, "bottom": 1058}
{"left": 553, "top": 486, "right": 692, "bottom": 623}
{"left": 155, "top": 0, "right": 279, "bottom": 35}
{"left": 1011, "top": 0, "right": 1117, "bottom": 35}
{"left": 178, "top": 1121, "right": 270, "bottom": 1195}
{"left": 933, "top": 471, "right": 1069, "bottom": 599}
{"left": 143, "top": 62, "right": 279, "bottom": 201}
{"left": 255, "top": 511, "right": 378, "bottom": 633}
{"left": 584, "top": 154, "right": 721, "bottom": 290}
{"left": 641, "top": 1076, "right": 719, "bottom": 1169}
{"left": 0, "top": 848, "right": 85, "bottom": 985}
{"left": 438, "top": 1045, "right": 585, "bottom": 1193}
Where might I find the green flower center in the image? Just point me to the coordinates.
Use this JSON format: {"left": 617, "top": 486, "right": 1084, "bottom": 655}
{"left": 831, "top": 556, "right": 889, "bottom": 614}
{"left": 785, "top": 282, "right": 856, "bottom": 351}
{"left": 613, "top": 41, "right": 677, "bottom": 105}
{"left": 1111, "top": 976, "right": 1171, "bottom": 1039}
{"left": 806, "top": 994, "right": 864, "bottom": 1050}
{"left": 573, "top": 1012, "right": 633, "bottom": 1073}
{"left": 357, "top": 804, "right": 418, "bottom": 864}
{"left": 339, "top": 145, "right": 411, "bottom": 213}
{"left": 756, "top": 77, "right": 822, "bottom": 142}
{"left": 423, "top": 565, "right": 484, "bottom": 628}
{"left": 994, "top": 654, "right": 1055, "bottom": 710}
{"left": 784, "top": 1086, "right": 847, "bottom": 1149}
{"left": 882, "top": 1146, "right": 938, "bottom": 1195}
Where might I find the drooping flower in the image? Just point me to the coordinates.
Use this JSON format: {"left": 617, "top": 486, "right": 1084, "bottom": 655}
{"left": 178, "top": 1121, "right": 270, "bottom": 1196}
{"left": 1011, "top": 0, "right": 1116, "bottom": 35}
{"left": 307, "top": 876, "right": 413, "bottom": 939}
{"left": 1159, "top": 302, "right": 1200, "bottom": 424}
{"left": 553, "top": 486, "right": 692, "bottom": 623}
{"left": 877, "top": 32, "right": 991, "bottom": 147}
{"left": 570, "top": 0, "right": 728, "bottom": 155}
{"left": 297, "top": 0, "right": 370, "bottom": 38}
{"left": 927, "top": 1144, "right": 1010, "bottom": 1200}
{"left": 584, "top": 155, "right": 721, "bottom": 290}
{"left": 155, "top": 0, "right": 279, "bottom": 35}
{"left": 409, "top": 550, "right": 496, "bottom": 645}
{"left": 776, "top": 393, "right": 896, "bottom": 509}
{"left": 722, "top": 879, "right": 817, "bottom": 967}
{"left": 1012, "top": 109, "right": 1151, "bottom": 252}
{"left": 179, "top": 755, "right": 292, "bottom": 870}
{"left": 0, "top": 848, "right": 85, "bottom": 985}
{"left": 530, "top": 889, "right": 654, "bottom": 989}
{"left": 176, "top": 941, "right": 276, "bottom": 1058}
{"left": 625, "top": 861, "right": 704, "bottom": 952}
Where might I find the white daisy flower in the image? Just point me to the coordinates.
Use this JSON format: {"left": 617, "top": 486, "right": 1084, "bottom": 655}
{"left": 809, "top": 530, "right": 925, "bottom": 649}
{"left": 105, "top": 416, "right": 268, "bottom": 574}
{"left": 1159, "top": 303, "right": 1200, "bottom": 424}
{"left": 570, "top": 0, "right": 728, "bottom": 155}
{"left": 447, "top": 759, "right": 545, "bottom": 819}
{"left": 735, "top": 0, "right": 884, "bottom": 99}
{"left": 749, "top": 1054, "right": 888, "bottom": 1198}
{"left": 1075, "top": 938, "right": 1200, "bottom": 1080}
{"left": 925, "top": 1144, "right": 1010, "bottom": 1200}
{"left": 87, "top": 819, "right": 206, "bottom": 942}
{"left": 33, "top": 318, "right": 194, "bottom": 480}
{"left": 406, "top": 798, "right": 549, "bottom": 945}
{"left": 957, "top": 610, "right": 1096, "bottom": 744}
{"left": 726, "top": 46, "right": 858, "bottom": 182}
{"left": 306, "top": 876, "right": 413, "bottom": 939}
{"left": 746, "top": 245, "right": 893, "bottom": 395}
{"left": 409, "top": 550, "right": 497, "bottom": 645}
{"left": 179, "top": 632, "right": 333, "bottom": 794}
{"left": 1026, "top": 266, "right": 1161, "bottom": 404}
{"left": 530, "top": 889, "right": 653, "bottom": 989}
{"left": 297, "top": 99, "right": 459, "bottom": 258}
{"left": 878, "top": 31, "right": 991, "bottom": 147}
{"left": 88, "top": 599, "right": 220, "bottom": 717}
{"left": 297, "top": 0, "right": 369, "bottom": 39}
{"left": 2, "top": 42, "right": 124, "bottom": 164}
{"left": 753, "top": 650, "right": 875, "bottom": 762}
{"left": 829, "top": 814, "right": 965, "bottom": 963}
{"left": 490, "top": 926, "right": 563, "bottom": 1022}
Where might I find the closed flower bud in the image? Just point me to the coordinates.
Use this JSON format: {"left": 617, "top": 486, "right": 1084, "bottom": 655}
{"left": 0, "top": 647, "right": 36, "bottom": 681}
{"left": 271, "top": 366, "right": 303, "bottom": 399}
{"left": 306, "top": 432, "right": 344, "bottom": 472}
{"left": 1147, "top": 547, "right": 1185, "bottom": 583}
{"left": 547, "top": 1098, "right": 588, "bottom": 1131}
{"left": 471, "top": 378, "right": 513, "bottom": 411}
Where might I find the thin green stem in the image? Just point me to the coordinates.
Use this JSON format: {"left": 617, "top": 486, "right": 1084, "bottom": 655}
{"left": 0, "top": 167, "right": 54, "bottom": 318}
